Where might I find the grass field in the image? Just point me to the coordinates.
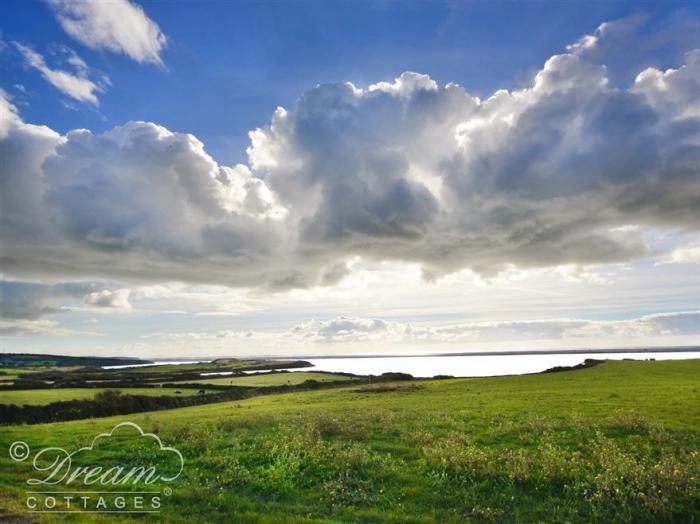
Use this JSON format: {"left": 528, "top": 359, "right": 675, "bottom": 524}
{"left": 0, "top": 367, "right": 43, "bottom": 375}
{"left": 0, "top": 387, "right": 215, "bottom": 405}
{"left": 173, "top": 371, "right": 356, "bottom": 387}
{"left": 0, "top": 366, "right": 67, "bottom": 381}
{"left": 0, "top": 359, "right": 698, "bottom": 522}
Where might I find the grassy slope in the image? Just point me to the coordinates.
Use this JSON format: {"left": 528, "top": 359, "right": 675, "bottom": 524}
{"left": 173, "top": 372, "right": 356, "bottom": 387}
{"left": 0, "top": 359, "right": 698, "bottom": 523}
{"left": 0, "top": 387, "right": 217, "bottom": 405}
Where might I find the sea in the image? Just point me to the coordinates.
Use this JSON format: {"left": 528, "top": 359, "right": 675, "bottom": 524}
{"left": 103, "top": 350, "right": 700, "bottom": 378}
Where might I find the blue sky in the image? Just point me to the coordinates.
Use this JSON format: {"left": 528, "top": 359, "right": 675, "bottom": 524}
{"left": 1, "top": 0, "right": 700, "bottom": 358}
{"left": 3, "top": 0, "right": 697, "bottom": 165}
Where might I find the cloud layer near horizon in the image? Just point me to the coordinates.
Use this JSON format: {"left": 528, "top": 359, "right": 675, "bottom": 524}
{"left": 140, "top": 309, "right": 700, "bottom": 355}
{"left": 1, "top": 18, "right": 700, "bottom": 327}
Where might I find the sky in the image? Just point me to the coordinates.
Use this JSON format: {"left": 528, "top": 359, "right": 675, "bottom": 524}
{"left": 1, "top": 0, "right": 700, "bottom": 359}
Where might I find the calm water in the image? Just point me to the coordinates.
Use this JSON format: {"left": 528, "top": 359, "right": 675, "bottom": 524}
{"left": 102, "top": 352, "right": 700, "bottom": 378}
{"left": 303, "top": 352, "right": 700, "bottom": 378}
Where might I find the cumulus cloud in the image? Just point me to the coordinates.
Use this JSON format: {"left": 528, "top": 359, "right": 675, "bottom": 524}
{"left": 0, "top": 89, "right": 17, "bottom": 139}
{"left": 48, "top": 0, "right": 167, "bottom": 65}
{"left": 289, "top": 317, "right": 399, "bottom": 343}
{"left": 1, "top": 18, "right": 700, "bottom": 311}
{"left": 665, "top": 244, "right": 700, "bottom": 263}
{"left": 634, "top": 49, "right": 700, "bottom": 119}
{"left": 14, "top": 43, "right": 105, "bottom": 105}
{"left": 0, "top": 117, "right": 295, "bottom": 289}
{"left": 249, "top": 49, "right": 700, "bottom": 277}
{"left": 83, "top": 288, "right": 132, "bottom": 310}
{"left": 571, "top": 12, "right": 700, "bottom": 85}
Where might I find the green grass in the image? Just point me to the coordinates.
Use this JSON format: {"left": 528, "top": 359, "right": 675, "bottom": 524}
{"left": 0, "top": 359, "right": 698, "bottom": 522}
{"left": 0, "top": 387, "right": 215, "bottom": 405}
{"left": 172, "top": 371, "right": 355, "bottom": 387}
{"left": 0, "top": 366, "right": 64, "bottom": 381}
{"left": 0, "top": 367, "right": 42, "bottom": 375}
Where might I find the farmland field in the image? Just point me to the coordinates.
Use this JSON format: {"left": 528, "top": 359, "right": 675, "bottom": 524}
{"left": 0, "top": 387, "right": 216, "bottom": 405}
{"left": 118, "top": 359, "right": 311, "bottom": 374}
{"left": 0, "top": 359, "right": 698, "bottom": 522}
{"left": 174, "top": 371, "right": 357, "bottom": 387}
{"left": 0, "top": 372, "right": 353, "bottom": 405}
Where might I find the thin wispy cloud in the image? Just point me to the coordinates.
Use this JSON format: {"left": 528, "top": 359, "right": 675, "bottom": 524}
{"left": 47, "top": 0, "right": 167, "bottom": 66}
{"left": 14, "top": 42, "right": 105, "bottom": 105}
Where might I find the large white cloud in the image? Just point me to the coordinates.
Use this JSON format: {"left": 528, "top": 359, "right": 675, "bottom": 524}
{"left": 0, "top": 89, "right": 16, "bottom": 139}
{"left": 2, "top": 20, "right": 700, "bottom": 323}
{"left": 0, "top": 118, "right": 301, "bottom": 288}
{"left": 48, "top": 0, "right": 167, "bottom": 65}
{"left": 248, "top": 50, "right": 700, "bottom": 277}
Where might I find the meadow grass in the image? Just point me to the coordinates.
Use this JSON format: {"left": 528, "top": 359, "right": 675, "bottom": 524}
{"left": 0, "top": 359, "right": 698, "bottom": 522}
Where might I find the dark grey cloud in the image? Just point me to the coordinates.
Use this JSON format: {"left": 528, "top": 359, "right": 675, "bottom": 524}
{"left": 0, "top": 281, "right": 93, "bottom": 319}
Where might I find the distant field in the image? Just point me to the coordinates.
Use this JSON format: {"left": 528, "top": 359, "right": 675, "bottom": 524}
{"left": 0, "top": 367, "right": 39, "bottom": 375}
{"left": 121, "top": 359, "right": 308, "bottom": 374}
{"left": 0, "top": 366, "right": 60, "bottom": 381}
{"left": 0, "top": 359, "right": 698, "bottom": 522}
{"left": 0, "top": 387, "right": 214, "bottom": 405}
{"left": 172, "top": 371, "right": 355, "bottom": 387}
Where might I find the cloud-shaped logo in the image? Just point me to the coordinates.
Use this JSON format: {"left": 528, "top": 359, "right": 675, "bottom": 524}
{"left": 77, "top": 421, "right": 184, "bottom": 481}
{"left": 24, "top": 421, "right": 184, "bottom": 486}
